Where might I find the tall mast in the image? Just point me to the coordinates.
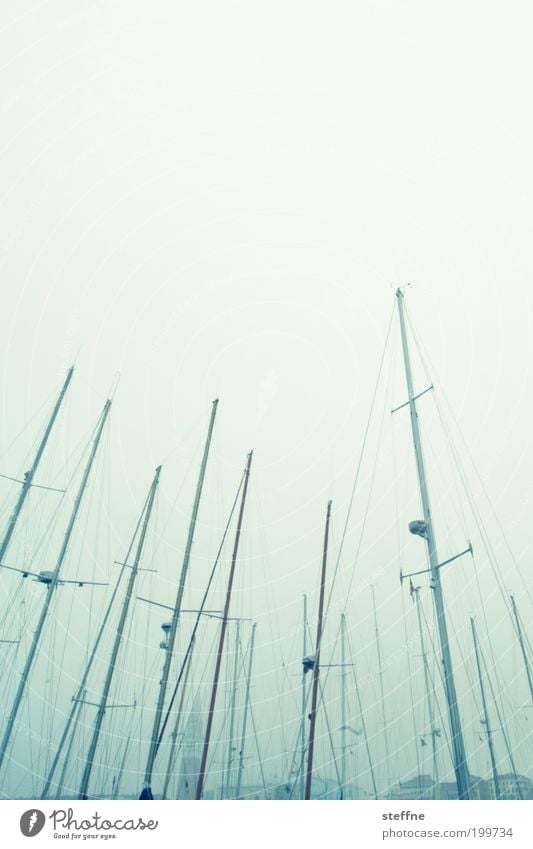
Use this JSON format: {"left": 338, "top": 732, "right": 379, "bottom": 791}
{"left": 196, "top": 450, "right": 253, "bottom": 800}
{"left": 42, "top": 560, "right": 129, "bottom": 798}
{"left": 161, "top": 635, "right": 196, "bottom": 800}
{"left": 222, "top": 620, "right": 240, "bottom": 799}
{"left": 141, "top": 399, "right": 218, "bottom": 797}
{"left": 0, "top": 366, "right": 73, "bottom": 566}
{"left": 354, "top": 659, "right": 378, "bottom": 799}
{"left": 304, "top": 499, "right": 332, "bottom": 800}
{"left": 300, "top": 594, "right": 308, "bottom": 800}
{"left": 55, "top": 688, "right": 86, "bottom": 797}
{"left": 470, "top": 617, "right": 501, "bottom": 799}
{"left": 413, "top": 586, "right": 439, "bottom": 796}
{"left": 78, "top": 464, "right": 161, "bottom": 799}
{"left": 371, "top": 586, "right": 390, "bottom": 794}
{"left": 112, "top": 736, "right": 131, "bottom": 800}
{"left": 340, "top": 612, "right": 347, "bottom": 799}
{"left": 235, "top": 622, "right": 257, "bottom": 799}
{"left": 510, "top": 595, "right": 533, "bottom": 703}
{"left": 396, "top": 288, "right": 471, "bottom": 799}
{"left": 0, "top": 396, "right": 110, "bottom": 779}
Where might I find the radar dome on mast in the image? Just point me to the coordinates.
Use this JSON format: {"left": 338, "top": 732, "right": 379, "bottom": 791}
{"left": 302, "top": 655, "right": 316, "bottom": 674}
{"left": 37, "top": 570, "right": 54, "bottom": 584}
{"left": 409, "top": 520, "right": 429, "bottom": 539}
{"left": 160, "top": 622, "right": 172, "bottom": 650}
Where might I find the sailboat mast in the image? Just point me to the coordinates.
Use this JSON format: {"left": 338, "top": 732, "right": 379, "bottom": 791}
{"left": 161, "top": 635, "right": 196, "bottom": 800}
{"left": 142, "top": 399, "right": 218, "bottom": 796}
{"left": 55, "top": 687, "right": 86, "bottom": 797}
{"left": 340, "top": 612, "right": 347, "bottom": 799}
{"left": 371, "top": 585, "right": 390, "bottom": 794}
{"left": 112, "top": 736, "right": 131, "bottom": 800}
{"left": 195, "top": 450, "right": 253, "bottom": 800}
{"left": 341, "top": 613, "right": 347, "bottom": 799}
{"left": 300, "top": 594, "right": 308, "bottom": 800}
{"left": 78, "top": 464, "right": 161, "bottom": 799}
{"left": 510, "top": 595, "right": 533, "bottom": 702}
{"left": 304, "top": 499, "right": 332, "bottom": 800}
{"left": 470, "top": 618, "right": 501, "bottom": 799}
{"left": 354, "top": 659, "right": 378, "bottom": 799}
{"left": 413, "top": 586, "right": 439, "bottom": 796}
{"left": 396, "top": 288, "right": 471, "bottom": 799}
{"left": 42, "top": 558, "right": 129, "bottom": 798}
{"left": 0, "top": 397, "right": 110, "bottom": 779}
{"left": 0, "top": 366, "right": 73, "bottom": 566}
{"left": 222, "top": 620, "right": 240, "bottom": 799}
{"left": 235, "top": 621, "right": 257, "bottom": 799}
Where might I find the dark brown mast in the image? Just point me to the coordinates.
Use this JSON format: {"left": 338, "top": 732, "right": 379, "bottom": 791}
{"left": 305, "top": 499, "right": 332, "bottom": 800}
{"left": 195, "top": 450, "right": 253, "bottom": 800}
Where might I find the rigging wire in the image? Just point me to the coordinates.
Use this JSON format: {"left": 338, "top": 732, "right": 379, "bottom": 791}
{"left": 323, "top": 304, "right": 395, "bottom": 621}
{"left": 407, "top": 307, "right": 533, "bottom": 609}
{"left": 44, "top": 432, "right": 111, "bottom": 781}
{"left": 291, "top": 307, "right": 395, "bottom": 794}
{"left": 347, "top": 625, "right": 378, "bottom": 799}
{"left": 154, "top": 468, "right": 245, "bottom": 756}
{"left": 400, "top": 589, "right": 424, "bottom": 792}
{"left": 481, "top": 635, "right": 524, "bottom": 799}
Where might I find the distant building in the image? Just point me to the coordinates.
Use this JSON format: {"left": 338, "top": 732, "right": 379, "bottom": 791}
{"left": 437, "top": 775, "right": 491, "bottom": 800}
{"left": 494, "top": 774, "right": 533, "bottom": 800}
{"left": 270, "top": 777, "right": 370, "bottom": 800}
{"left": 388, "top": 774, "right": 435, "bottom": 800}
{"left": 388, "top": 773, "right": 492, "bottom": 800}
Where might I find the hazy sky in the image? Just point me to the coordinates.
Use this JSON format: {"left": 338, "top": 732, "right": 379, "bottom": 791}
{"left": 0, "top": 2, "right": 532, "bottom": 799}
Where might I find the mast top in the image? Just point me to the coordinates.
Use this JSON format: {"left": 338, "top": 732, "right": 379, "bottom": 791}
{"left": 395, "top": 284, "right": 411, "bottom": 300}
{"left": 107, "top": 372, "right": 121, "bottom": 401}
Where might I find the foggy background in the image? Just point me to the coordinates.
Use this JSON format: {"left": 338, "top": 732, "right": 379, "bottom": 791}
{"left": 0, "top": 1, "right": 532, "bottom": 799}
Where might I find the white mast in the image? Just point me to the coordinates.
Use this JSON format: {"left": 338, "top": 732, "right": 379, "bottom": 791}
{"left": 396, "top": 288, "right": 470, "bottom": 799}
{"left": 0, "top": 366, "right": 73, "bottom": 566}
{"left": 0, "top": 396, "right": 110, "bottom": 780}
{"left": 300, "top": 594, "right": 308, "bottom": 800}
{"left": 195, "top": 451, "right": 253, "bottom": 800}
{"left": 112, "top": 736, "right": 131, "bottom": 800}
{"left": 371, "top": 586, "right": 391, "bottom": 794}
{"left": 470, "top": 617, "right": 501, "bottom": 799}
{"left": 161, "top": 635, "right": 196, "bottom": 800}
{"left": 141, "top": 399, "right": 218, "bottom": 797}
{"left": 510, "top": 595, "right": 533, "bottom": 703}
{"left": 340, "top": 612, "right": 347, "bottom": 799}
{"left": 235, "top": 621, "right": 257, "bottom": 799}
{"left": 78, "top": 464, "right": 161, "bottom": 799}
{"left": 413, "top": 585, "right": 439, "bottom": 796}
{"left": 42, "top": 533, "right": 137, "bottom": 798}
{"left": 222, "top": 620, "right": 240, "bottom": 799}
{"left": 304, "top": 500, "right": 332, "bottom": 800}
